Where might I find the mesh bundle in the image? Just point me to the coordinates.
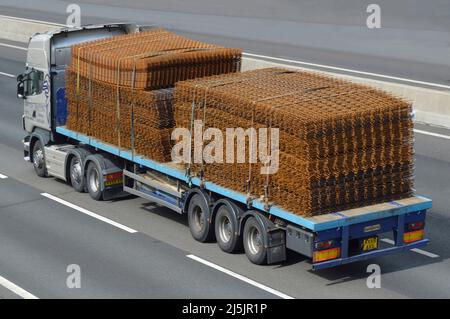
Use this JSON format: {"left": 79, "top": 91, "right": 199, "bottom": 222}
{"left": 66, "top": 29, "right": 242, "bottom": 163}
{"left": 173, "top": 68, "right": 415, "bottom": 216}
{"left": 66, "top": 67, "right": 175, "bottom": 162}
{"left": 71, "top": 28, "right": 242, "bottom": 90}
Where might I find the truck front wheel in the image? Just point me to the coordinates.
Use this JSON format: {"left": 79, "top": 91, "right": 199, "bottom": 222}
{"left": 32, "top": 140, "right": 47, "bottom": 177}
{"left": 86, "top": 162, "right": 103, "bottom": 201}
{"left": 243, "top": 217, "right": 267, "bottom": 265}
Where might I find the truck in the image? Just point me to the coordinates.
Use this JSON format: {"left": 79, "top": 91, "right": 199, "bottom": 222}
{"left": 16, "top": 23, "right": 432, "bottom": 270}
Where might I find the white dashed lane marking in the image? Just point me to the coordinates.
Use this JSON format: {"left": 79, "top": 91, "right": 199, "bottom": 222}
{"left": 381, "top": 238, "right": 439, "bottom": 258}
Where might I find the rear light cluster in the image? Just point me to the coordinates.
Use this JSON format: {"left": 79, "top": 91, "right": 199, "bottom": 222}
{"left": 403, "top": 221, "right": 425, "bottom": 243}
{"left": 105, "top": 171, "right": 123, "bottom": 187}
{"left": 313, "top": 239, "right": 340, "bottom": 263}
{"left": 314, "top": 240, "right": 334, "bottom": 250}
{"left": 406, "top": 221, "right": 424, "bottom": 231}
{"left": 313, "top": 247, "right": 341, "bottom": 263}
{"left": 312, "top": 219, "right": 426, "bottom": 264}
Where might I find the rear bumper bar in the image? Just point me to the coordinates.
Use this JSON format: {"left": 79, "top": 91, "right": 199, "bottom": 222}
{"left": 312, "top": 238, "right": 429, "bottom": 270}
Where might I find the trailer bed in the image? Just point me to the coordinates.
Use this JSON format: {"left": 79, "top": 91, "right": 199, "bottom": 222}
{"left": 56, "top": 126, "right": 432, "bottom": 232}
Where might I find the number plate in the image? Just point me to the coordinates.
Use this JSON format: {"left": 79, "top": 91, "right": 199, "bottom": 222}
{"left": 360, "top": 236, "right": 378, "bottom": 251}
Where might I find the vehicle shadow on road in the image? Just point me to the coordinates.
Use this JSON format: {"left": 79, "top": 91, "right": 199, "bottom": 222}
{"left": 100, "top": 191, "right": 448, "bottom": 285}
{"left": 271, "top": 249, "right": 310, "bottom": 268}
{"left": 310, "top": 247, "right": 444, "bottom": 286}
{"left": 140, "top": 202, "right": 189, "bottom": 227}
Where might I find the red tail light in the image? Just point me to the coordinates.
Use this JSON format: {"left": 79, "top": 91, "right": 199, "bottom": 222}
{"left": 314, "top": 240, "right": 334, "bottom": 250}
{"left": 105, "top": 172, "right": 123, "bottom": 186}
{"left": 406, "top": 221, "right": 425, "bottom": 231}
{"left": 106, "top": 171, "right": 123, "bottom": 182}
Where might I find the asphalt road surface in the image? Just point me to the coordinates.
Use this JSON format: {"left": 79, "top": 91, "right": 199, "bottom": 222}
{"left": 1, "top": 2, "right": 450, "bottom": 299}
{"left": 0, "top": 0, "right": 449, "bottom": 87}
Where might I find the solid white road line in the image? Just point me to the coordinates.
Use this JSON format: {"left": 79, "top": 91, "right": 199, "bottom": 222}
{"left": 0, "top": 71, "right": 15, "bottom": 78}
{"left": 0, "top": 14, "right": 65, "bottom": 27}
{"left": 414, "top": 129, "right": 450, "bottom": 140}
{"left": 0, "top": 274, "right": 38, "bottom": 299}
{"left": 187, "top": 254, "right": 294, "bottom": 299}
{"left": 381, "top": 238, "right": 439, "bottom": 258}
{"left": 41, "top": 193, "right": 138, "bottom": 233}
{"left": 0, "top": 42, "right": 27, "bottom": 51}
{"left": 243, "top": 52, "right": 450, "bottom": 90}
{"left": 2, "top": 14, "right": 449, "bottom": 90}
{"left": 410, "top": 248, "right": 440, "bottom": 259}
{"left": 0, "top": 173, "right": 8, "bottom": 179}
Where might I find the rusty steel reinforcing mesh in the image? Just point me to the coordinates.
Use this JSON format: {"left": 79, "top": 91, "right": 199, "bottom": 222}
{"left": 66, "top": 29, "right": 242, "bottom": 162}
{"left": 71, "top": 28, "right": 242, "bottom": 90}
{"left": 173, "top": 68, "right": 415, "bottom": 216}
{"left": 66, "top": 67, "right": 175, "bottom": 162}
{"left": 65, "top": 28, "right": 414, "bottom": 217}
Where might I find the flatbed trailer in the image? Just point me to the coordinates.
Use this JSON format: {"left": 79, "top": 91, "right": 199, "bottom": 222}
{"left": 44, "top": 126, "right": 432, "bottom": 269}
{"left": 18, "top": 23, "right": 432, "bottom": 270}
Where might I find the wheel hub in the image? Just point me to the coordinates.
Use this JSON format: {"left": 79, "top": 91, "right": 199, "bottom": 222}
{"left": 71, "top": 159, "right": 82, "bottom": 184}
{"left": 33, "top": 149, "right": 44, "bottom": 169}
{"left": 193, "top": 205, "right": 204, "bottom": 232}
{"left": 219, "top": 216, "right": 232, "bottom": 243}
{"left": 248, "top": 226, "right": 262, "bottom": 255}
{"left": 89, "top": 168, "right": 99, "bottom": 193}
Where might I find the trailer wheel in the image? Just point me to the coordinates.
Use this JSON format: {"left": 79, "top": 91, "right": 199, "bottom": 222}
{"left": 215, "top": 205, "right": 242, "bottom": 253}
{"left": 243, "top": 217, "right": 267, "bottom": 265}
{"left": 188, "top": 194, "right": 214, "bottom": 242}
{"left": 69, "top": 156, "right": 85, "bottom": 192}
{"left": 86, "top": 162, "right": 103, "bottom": 201}
{"left": 32, "top": 140, "right": 47, "bottom": 177}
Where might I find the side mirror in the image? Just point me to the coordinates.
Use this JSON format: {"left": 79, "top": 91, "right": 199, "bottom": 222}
{"left": 17, "top": 75, "right": 26, "bottom": 99}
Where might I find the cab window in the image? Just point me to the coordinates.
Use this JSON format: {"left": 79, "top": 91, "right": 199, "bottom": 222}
{"left": 25, "top": 69, "right": 44, "bottom": 96}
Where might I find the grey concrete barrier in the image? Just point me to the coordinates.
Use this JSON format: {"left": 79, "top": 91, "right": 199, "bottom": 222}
{"left": 242, "top": 57, "right": 450, "bottom": 129}
{"left": 0, "top": 15, "right": 61, "bottom": 43}
{"left": 1, "top": 15, "right": 449, "bottom": 128}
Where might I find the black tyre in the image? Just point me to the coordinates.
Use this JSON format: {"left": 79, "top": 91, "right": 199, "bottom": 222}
{"left": 86, "top": 162, "right": 103, "bottom": 201}
{"left": 32, "top": 140, "right": 47, "bottom": 177}
{"left": 188, "top": 194, "right": 214, "bottom": 242}
{"left": 215, "top": 205, "right": 242, "bottom": 253}
{"left": 69, "top": 156, "right": 85, "bottom": 192}
{"left": 243, "top": 217, "right": 267, "bottom": 265}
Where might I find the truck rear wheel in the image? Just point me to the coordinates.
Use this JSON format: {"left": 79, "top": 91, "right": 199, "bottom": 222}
{"left": 32, "top": 140, "right": 47, "bottom": 177}
{"left": 215, "top": 205, "right": 242, "bottom": 253}
{"left": 188, "top": 194, "right": 214, "bottom": 242}
{"left": 86, "top": 162, "right": 103, "bottom": 201}
{"left": 69, "top": 156, "right": 85, "bottom": 192}
{"left": 243, "top": 217, "right": 267, "bottom": 265}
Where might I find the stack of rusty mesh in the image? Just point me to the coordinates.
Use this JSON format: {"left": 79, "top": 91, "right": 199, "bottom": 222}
{"left": 66, "top": 28, "right": 242, "bottom": 162}
{"left": 66, "top": 68, "right": 175, "bottom": 162}
{"left": 173, "top": 68, "right": 414, "bottom": 216}
{"left": 70, "top": 28, "right": 242, "bottom": 90}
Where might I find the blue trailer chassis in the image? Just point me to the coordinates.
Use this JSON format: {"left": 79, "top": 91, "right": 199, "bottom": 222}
{"left": 55, "top": 127, "right": 432, "bottom": 269}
